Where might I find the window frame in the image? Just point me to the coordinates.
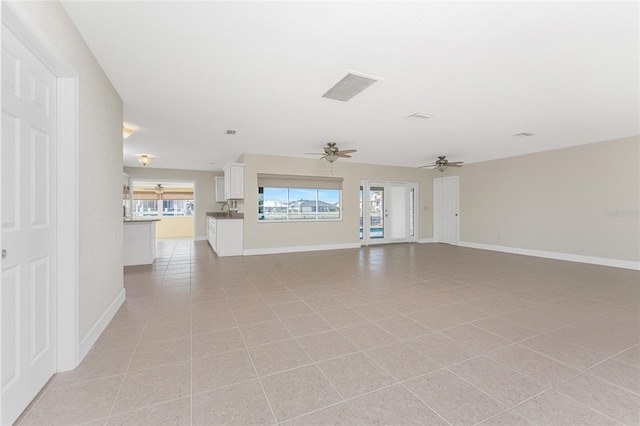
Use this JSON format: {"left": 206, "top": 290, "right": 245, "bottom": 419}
{"left": 258, "top": 186, "right": 342, "bottom": 223}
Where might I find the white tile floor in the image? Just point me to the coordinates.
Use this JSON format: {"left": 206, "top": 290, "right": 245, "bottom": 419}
{"left": 16, "top": 240, "right": 640, "bottom": 425}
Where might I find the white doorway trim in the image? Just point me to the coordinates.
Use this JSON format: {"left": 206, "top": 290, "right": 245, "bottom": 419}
{"left": 433, "top": 175, "right": 460, "bottom": 245}
{"left": 2, "top": 2, "right": 80, "bottom": 372}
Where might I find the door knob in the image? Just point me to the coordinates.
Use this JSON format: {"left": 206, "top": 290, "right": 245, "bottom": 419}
{"left": 2, "top": 249, "right": 6, "bottom": 259}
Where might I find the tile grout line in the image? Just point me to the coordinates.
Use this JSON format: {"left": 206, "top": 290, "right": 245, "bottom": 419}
{"left": 264, "top": 315, "right": 351, "bottom": 424}
{"left": 232, "top": 305, "right": 279, "bottom": 425}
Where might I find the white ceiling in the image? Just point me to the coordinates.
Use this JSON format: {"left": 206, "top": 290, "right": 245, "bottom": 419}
{"left": 61, "top": 1, "right": 639, "bottom": 171}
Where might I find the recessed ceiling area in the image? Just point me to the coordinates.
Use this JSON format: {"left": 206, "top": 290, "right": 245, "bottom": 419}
{"left": 61, "top": 1, "right": 639, "bottom": 171}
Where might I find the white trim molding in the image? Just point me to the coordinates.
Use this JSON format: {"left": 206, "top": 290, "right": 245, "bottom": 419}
{"left": 459, "top": 241, "right": 640, "bottom": 271}
{"left": 194, "top": 236, "right": 208, "bottom": 241}
{"left": 79, "top": 289, "right": 126, "bottom": 360}
{"left": 417, "top": 238, "right": 435, "bottom": 244}
{"left": 243, "top": 242, "right": 361, "bottom": 256}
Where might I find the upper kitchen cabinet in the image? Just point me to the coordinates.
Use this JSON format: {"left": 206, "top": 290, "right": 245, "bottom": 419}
{"left": 215, "top": 176, "right": 225, "bottom": 202}
{"left": 224, "top": 163, "right": 245, "bottom": 199}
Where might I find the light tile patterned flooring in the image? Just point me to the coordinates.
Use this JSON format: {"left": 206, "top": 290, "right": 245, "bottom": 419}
{"left": 17, "top": 241, "right": 640, "bottom": 425}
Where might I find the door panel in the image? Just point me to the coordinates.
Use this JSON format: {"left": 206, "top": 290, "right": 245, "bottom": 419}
{"left": 1, "top": 265, "right": 20, "bottom": 388}
{"left": 389, "top": 184, "right": 408, "bottom": 241}
{"left": 369, "top": 187, "right": 384, "bottom": 239}
{"left": 2, "top": 25, "right": 57, "bottom": 426}
{"left": 434, "top": 176, "right": 459, "bottom": 245}
{"left": 1, "top": 111, "right": 19, "bottom": 230}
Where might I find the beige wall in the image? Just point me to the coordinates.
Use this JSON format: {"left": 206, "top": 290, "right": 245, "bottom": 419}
{"left": 18, "top": 1, "right": 125, "bottom": 339}
{"left": 156, "top": 217, "right": 194, "bottom": 239}
{"left": 124, "top": 167, "right": 222, "bottom": 238}
{"left": 242, "top": 153, "right": 432, "bottom": 250}
{"left": 452, "top": 136, "right": 640, "bottom": 262}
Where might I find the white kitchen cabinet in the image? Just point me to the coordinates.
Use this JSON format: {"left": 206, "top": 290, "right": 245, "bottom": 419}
{"left": 224, "top": 163, "right": 245, "bottom": 200}
{"left": 215, "top": 176, "right": 225, "bottom": 202}
{"left": 207, "top": 216, "right": 243, "bottom": 256}
{"left": 207, "top": 216, "right": 216, "bottom": 252}
{"left": 123, "top": 219, "right": 159, "bottom": 265}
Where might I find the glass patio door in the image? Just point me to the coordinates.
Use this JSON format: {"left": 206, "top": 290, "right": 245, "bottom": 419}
{"left": 360, "top": 181, "right": 416, "bottom": 244}
{"left": 369, "top": 186, "right": 385, "bottom": 239}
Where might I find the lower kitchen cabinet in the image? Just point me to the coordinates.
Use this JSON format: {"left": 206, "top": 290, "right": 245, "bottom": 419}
{"left": 207, "top": 216, "right": 243, "bottom": 256}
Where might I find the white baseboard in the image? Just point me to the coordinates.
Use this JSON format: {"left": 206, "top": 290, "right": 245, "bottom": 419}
{"left": 417, "top": 238, "right": 435, "bottom": 243}
{"left": 79, "top": 288, "right": 126, "bottom": 361}
{"left": 458, "top": 241, "right": 640, "bottom": 271}
{"left": 243, "top": 242, "right": 361, "bottom": 256}
{"left": 194, "top": 236, "right": 207, "bottom": 241}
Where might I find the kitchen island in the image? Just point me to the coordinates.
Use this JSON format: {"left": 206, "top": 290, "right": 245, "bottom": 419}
{"left": 123, "top": 218, "right": 161, "bottom": 266}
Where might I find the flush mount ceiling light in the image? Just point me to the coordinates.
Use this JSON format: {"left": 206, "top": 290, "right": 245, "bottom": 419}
{"left": 136, "top": 154, "right": 153, "bottom": 166}
{"left": 514, "top": 132, "right": 536, "bottom": 137}
{"left": 322, "top": 71, "right": 383, "bottom": 102}
{"left": 123, "top": 127, "right": 134, "bottom": 139}
{"left": 226, "top": 130, "right": 236, "bottom": 135}
{"left": 407, "top": 112, "right": 434, "bottom": 120}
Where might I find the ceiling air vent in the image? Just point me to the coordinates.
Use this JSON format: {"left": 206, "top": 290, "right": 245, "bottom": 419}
{"left": 322, "top": 71, "right": 382, "bottom": 102}
{"left": 514, "top": 132, "right": 535, "bottom": 137}
{"left": 407, "top": 112, "right": 434, "bottom": 120}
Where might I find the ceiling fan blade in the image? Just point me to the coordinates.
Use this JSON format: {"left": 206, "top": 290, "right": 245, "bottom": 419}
{"left": 447, "top": 161, "right": 464, "bottom": 165}
{"left": 447, "top": 164, "right": 463, "bottom": 167}
{"left": 337, "top": 149, "right": 357, "bottom": 154}
{"left": 337, "top": 153, "right": 352, "bottom": 158}
{"left": 418, "top": 165, "right": 436, "bottom": 168}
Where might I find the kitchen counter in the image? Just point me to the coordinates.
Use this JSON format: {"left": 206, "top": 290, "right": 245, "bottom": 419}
{"left": 123, "top": 218, "right": 161, "bottom": 222}
{"left": 206, "top": 212, "right": 244, "bottom": 219}
{"left": 123, "top": 219, "right": 159, "bottom": 265}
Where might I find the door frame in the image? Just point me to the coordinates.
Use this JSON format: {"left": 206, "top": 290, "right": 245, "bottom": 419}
{"left": 433, "top": 175, "right": 460, "bottom": 245}
{"left": 360, "top": 179, "right": 418, "bottom": 245}
{"left": 2, "top": 2, "right": 80, "bottom": 372}
{"left": 130, "top": 178, "right": 197, "bottom": 238}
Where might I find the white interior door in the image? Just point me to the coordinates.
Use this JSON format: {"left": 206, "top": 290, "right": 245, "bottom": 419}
{"left": 2, "top": 25, "right": 58, "bottom": 425}
{"left": 433, "top": 176, "right": 459, "bottom": 245}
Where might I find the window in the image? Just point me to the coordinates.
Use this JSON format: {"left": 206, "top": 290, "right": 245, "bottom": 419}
{"left": 133, "top": 200, "right": 159, "bottom": 217}
{"left": 258, "top": 174, "right": 342, "bottom": 221}
{"left": 162, "top": 200, "right": 194, "bottom": 216}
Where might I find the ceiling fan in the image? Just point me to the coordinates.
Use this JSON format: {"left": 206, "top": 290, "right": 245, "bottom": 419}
{"left": 419, "top": 156, "right": 464, "bottom": 172}
{"left": 306, "top": 142, "right": 357, "bottom": 163}
{"left": 139, "top": 184, "right": 165, "bottom": 194}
